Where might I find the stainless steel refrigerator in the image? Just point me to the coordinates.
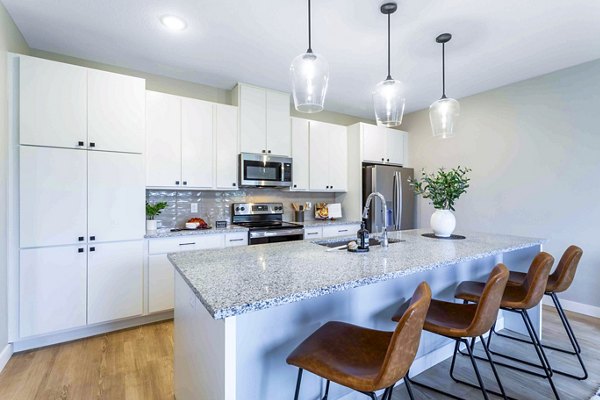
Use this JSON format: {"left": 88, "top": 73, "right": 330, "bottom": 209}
{"left": 362, "top": 164, "right": 415, "bottom": 233}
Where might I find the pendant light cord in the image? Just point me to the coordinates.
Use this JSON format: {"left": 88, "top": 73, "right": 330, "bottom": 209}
{"left": 386, "top": 13, "right": 392, "bottom": 80}
{"left": 307, "top": 0, "right": 313, "bottom": 53}
{"left": 441, "top": 43, "right": 446, "bottom": 98}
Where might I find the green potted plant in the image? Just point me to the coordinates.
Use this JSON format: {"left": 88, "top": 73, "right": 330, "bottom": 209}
{"left": 408, "top": 166, "right": 471, "bottom": 237}
{"left": 146, "top": 201, "right": 168, "bottom": 231}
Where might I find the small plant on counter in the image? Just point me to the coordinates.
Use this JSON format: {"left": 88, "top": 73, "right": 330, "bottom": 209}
{"left": 408, "top": 166, "right": 471, "bottom": 211}
{"left": 146, "top": 201, "right": 168, "bottom": 220}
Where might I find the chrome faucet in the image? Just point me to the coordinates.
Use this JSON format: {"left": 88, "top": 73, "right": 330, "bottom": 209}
{"left": 362, "top": 192, "right": 389, "bottom": 248}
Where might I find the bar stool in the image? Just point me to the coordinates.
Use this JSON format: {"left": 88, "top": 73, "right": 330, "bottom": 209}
{"left": 286, "top": 282, "right": 431, "bottom": 400}
{"left": 492, "top": 245, "right": 586, "bottom": 380}
{"left": 455, "top": 252, "right": 559, "bottom": 399}
{"left": 392, "top": 264, "right": 510, "bottom": 400}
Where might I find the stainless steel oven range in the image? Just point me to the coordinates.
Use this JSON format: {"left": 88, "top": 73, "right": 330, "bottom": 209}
{"left": 231, "top": 202, "right": 304, "bottom": 245}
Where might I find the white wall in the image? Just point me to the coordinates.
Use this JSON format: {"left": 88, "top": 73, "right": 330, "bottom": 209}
{"left": 403, "top": 58, "right": 600, "bottom": 308}
{"left": 0, "top": 3, "right": 29, "bottom": 355}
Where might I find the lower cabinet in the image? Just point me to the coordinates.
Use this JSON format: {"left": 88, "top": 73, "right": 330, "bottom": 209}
{"left": 148, "top": 254, "right": 175, "bottom": 313}
{"left": 20, "top": 245, "right": 87, "bottom": 338}
{"left": 88, "top": 241, "right": 144, "bottom": 324}
{"left": 303, "top": 224, "right": 362, "bottom": 240}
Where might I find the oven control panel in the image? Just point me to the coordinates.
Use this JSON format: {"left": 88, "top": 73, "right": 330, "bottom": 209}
{"left": 232, "top": 203, "right": 284, "bottom": 216}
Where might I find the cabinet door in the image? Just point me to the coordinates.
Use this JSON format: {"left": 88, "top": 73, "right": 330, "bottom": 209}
{"left": 88, "top": 241, "right": 143, "bottom": 324}
{"left": 215, "top": 104, "right": 239, "bottom": 190}
{"left": 386, "top": 129, "right": 406, "bottom": 165}
{"left": 20, "top": 146, "right": 87, "bottom": 248}
{"left": 19, "top": 56, "right": 87, "bottom": 149}
{"left": 308, "top": 121, "right": 330, "bottom": 191}
{"left": 149, "top": 254, "right": 175, "bottom": 313}
{"left": 328, "top": 124, "right": 348, "bottom": 192}
{"left": 20, "top": 246, "right": 87, "bottom": 338}
{"left": 239, "top": 85, "right": 266, "bottom": 154}
{"left": 266, "top": 91, "right": 291, "bottom": 156}
{"left": 146, "top": 91, "right": 182, "bottom": 187}
{"left": 88, "top": 69, "right": 145, "bottom": 153}
{"left": 291, "top": 118, "right": 310, "bottom": 190}
{"left": 322, "top": 224, "right": 361, "bottom": 238}
{"left": 88, "top": 152, "right": 145, "bottom": 242}
{"left": 362, "top": 123, "right": 387, "bottom": 163}
{"left": 181, "top": 98, "right": 214, "bottom": 188}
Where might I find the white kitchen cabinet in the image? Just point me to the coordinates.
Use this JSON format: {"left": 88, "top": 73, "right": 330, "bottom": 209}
{"left": 303, "top": 227, "right": 323, "bottom": 240}
{"left": 360, "top": 123, "right": 406, "bottom": 165}
{"left": 322, "top": 224, "right": 360, "bottom": 238}
{"left": 146, "top": 91, "right": 182, "bottom": 187}
{"left": 215, "top": 104, "right": 239, "bottom": 190}
{"left": 88, "top": 151, "right": 145, "bottom": 243}
{"left": 308, "top": 121, "right": 348, "bottom": 192}
{"left": 233, "top": 83, "right": 291, "bottom": 156}
{"left": 19, "top": 56, "right": 87, "bottom": 149}
{"left": 291, "top": 118, "right": 310, "bottom": 191}
{"left": 386, "top": 130, "right": 406, "bottom": 165}
{"left": 225, "top": 232, "right": 248, "bottom": 247}
{"left": 148, "top": 254, "right": 175, "bottom": 313}
{"left": 20, "top": 246, "right": 87, "bottom": 338}
{"left": 182, "top": 98, "right": 214, "bottom": 188}
{"left": 88, "top": 241, "right": 144, "bottom": 324}
{"left": 87, "top": 69, "right": 145, "bottom": 154}
{"left": 20, "top": 146, "right": 87, "bottom": 248}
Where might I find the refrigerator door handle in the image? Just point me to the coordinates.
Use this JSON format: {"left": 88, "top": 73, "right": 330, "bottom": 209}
{"left": 392, "top": 172, "right": 398, "bottom": 230}
{"left": 397, "top": 171, "right": 403, "bottom": 229}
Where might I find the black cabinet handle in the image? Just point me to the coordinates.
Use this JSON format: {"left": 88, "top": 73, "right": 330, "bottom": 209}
{"left": 89, "top": 142, "right": 96, "bottom": 148}
{"left": 262, "top": 149, "right": 266, "bottom": 153}
{"left": 179, "top": 242, "right": 196, "bottom": 246}
{"left": 387, "top": 158, "right": 390, "bottom": 162}
{"left": 307, "top": 232, "right": 318, "bottom": 235}
{"left": 326, "top": 186, "right": 329, "bottom": 189}
{"left": 175, "top": 181, "right": 180, "bottom": 185}
{"left": 90, "top": 247, "right": 96, "bottom": 252}
{"left": 77, "top": 141, "right": 84, "bottom": 147}
{"left": 78, "top": 236, "right": 84, "bottom": 242}
{"left": 331, "top": 186, "right": 334, "bottom": 189}
{"left": 293, "top": 184, "right": 297, "bottom": 188}
{"left": 183, "top": 181, "right": 188, "bottom": 185}
{"left": 267, "top": 150, "right": 271, "bottom": 154}
{"left": 78, "top": 248, "right": 84, "bottom": 253}
{"left": 338, "top": 229, "right": 349, "bottom": 233}
{"left": 90, "top": 236, "right": 95, "bottom": 241}
{"left": 382, "top": 158, "right": 385, "bottom": 161}
{"left": 233, "top": 182, "right": 237, "bottom": 187}
{"left": 229, "top": 238, "right": 244, "bottom": 242}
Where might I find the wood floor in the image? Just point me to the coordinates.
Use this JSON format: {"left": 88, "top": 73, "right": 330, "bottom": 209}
{"left": 0, "top": 306, "right": 598, "bottom": 399}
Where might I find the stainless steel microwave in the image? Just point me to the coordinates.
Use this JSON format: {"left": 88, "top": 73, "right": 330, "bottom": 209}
{"left": 239, "top": 153, "right": 293, "bottom": 188}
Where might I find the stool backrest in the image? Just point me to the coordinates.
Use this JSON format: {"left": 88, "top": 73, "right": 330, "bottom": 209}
{"left": 550, "top": 245, "right": 583, "bottom": 293}
{"left": 468, "top": 264, "right": 509, "bottom": 337}
{"left": 520, "top": 252, "right": 555, "bottom": 309}
{"left": 375, "top": 281, "right": 431, "bottom": 389}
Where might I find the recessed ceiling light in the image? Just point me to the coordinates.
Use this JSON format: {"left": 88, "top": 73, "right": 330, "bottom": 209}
{"left": 160, "top": 15, "right": 187, "bottom": 31}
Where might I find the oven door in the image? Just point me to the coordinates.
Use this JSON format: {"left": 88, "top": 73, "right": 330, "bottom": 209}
{"left": 239, "top": 153, "right": 292, "bottom": 187}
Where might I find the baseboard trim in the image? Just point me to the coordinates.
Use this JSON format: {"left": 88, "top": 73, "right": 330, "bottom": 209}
{"left": 0, "top": 343, "right": 14, "bottom": 373}
{"left": 543, "top": 297, "right": 600, "bottom": 319}
{"left": 12, "top": 311, "right": 173, "bottom": 352}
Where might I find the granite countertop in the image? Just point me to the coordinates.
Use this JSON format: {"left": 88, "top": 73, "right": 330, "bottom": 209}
{"left": 301, "top": 219, "right": 362, "bottom": 227}
{"left": 168, "top": 229, "right": 544, "bottom": 320}
{"left": 145, "top": 226, "right": 248, "bottom": 239}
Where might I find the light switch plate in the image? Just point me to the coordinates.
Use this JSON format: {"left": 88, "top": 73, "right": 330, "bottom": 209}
{"left": 191, "top": 203, "right": 198, "bottom": 213}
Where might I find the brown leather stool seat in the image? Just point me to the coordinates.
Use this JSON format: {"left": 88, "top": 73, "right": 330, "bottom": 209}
{"left": 455, "top": 252, "right": 562, "bottom": 399}
{"left": 287, "top": 282, "right": 431, "bottom": 400}
{"left": 489, "top": 246, "right": 587, "bottom": 380}
{"left": 392, "top": 264, "right": 511, "bottom": 400}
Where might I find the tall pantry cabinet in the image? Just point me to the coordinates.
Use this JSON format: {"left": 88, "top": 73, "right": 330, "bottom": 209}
{"left": 17, "top": 55, "right": 146, "bottom": 339}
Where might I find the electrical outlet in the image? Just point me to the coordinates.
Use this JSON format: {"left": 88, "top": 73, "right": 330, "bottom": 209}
{"left": 191, "top": 203, "right": 198, "bottom": 213}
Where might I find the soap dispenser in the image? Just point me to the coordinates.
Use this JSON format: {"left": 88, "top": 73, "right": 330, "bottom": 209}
{"left": 357, "top": 221, "right": 370, "bottom": 251}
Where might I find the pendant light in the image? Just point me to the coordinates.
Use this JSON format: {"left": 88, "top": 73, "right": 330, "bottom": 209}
{"left": 430, "top": 33, "right": 460, "bottom": 138}
{"left": 373, "top": 2, "right": 405, "bottom": 127}
{"left": 290, "top": 0, "right": 329, "bottom": 113}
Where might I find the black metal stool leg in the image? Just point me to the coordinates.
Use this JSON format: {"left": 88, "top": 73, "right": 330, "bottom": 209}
{"left": 450, "top": 339, "right": 489, "bottom": 400}
{"left": 322, "top": 379, "right": 330, "bottom": 399}
{"left": 479, "top": 335, "right": 508, "bottom": 399}
{"left": 404, "top": 376, "right": 415, "bottom": 400}
{"left": 294, "top": 368, "right": 303, "bottom": 400}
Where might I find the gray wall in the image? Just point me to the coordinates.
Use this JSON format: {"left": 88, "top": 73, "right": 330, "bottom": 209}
{"left": 0, "top": 2, "right": 29, "bottom": 352}
{"left": 403, "top": 58, "right": 600, "bottom": 308}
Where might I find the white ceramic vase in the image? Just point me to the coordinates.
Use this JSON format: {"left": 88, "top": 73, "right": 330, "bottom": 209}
{"left": 146, "top": 219, "right": 158, "bottom": 231}
{"left": 430, "top": 209, "right": 456, "bottom": 238}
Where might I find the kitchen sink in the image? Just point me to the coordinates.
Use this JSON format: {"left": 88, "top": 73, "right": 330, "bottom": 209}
{"left": 315, "top": 237, "right": 405, "bottom": 249}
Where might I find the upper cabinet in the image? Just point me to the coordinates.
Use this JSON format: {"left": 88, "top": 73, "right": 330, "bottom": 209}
{"left": 354, "top": 122, "right": 407, "bottom": 165}
{"left": 308, "top": 121, "right": 348, "bottom": 192}
{"left": 233, "top": 83, "right": 291, "bottom": 156}
{"left": 290, "top": 118, "right": 310, "bottom": 191}
{"left": 145, "top": 91, "right": 239, "bottom": 190}
{"left": 19, "top": 56, "right": 145, "bottom": 153}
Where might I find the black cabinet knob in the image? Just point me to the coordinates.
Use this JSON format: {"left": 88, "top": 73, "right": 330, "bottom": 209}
{"left": 387, "top": 158, "right": 390, "bottom": 162}
{"left": 77, "top": 141, "right": 84, "bottom": 147}
{"left": 233, "top": 182, "right": 237, "bottom": 186}
{"left": 183, "top": 181, "right": 187, "bottom": 185}
{"left": 293, "top": 184, "right": 297, "bottom": 188}
{"left": 331, "top": 186, "right": 334, "bottom": 189}
{"left": 262, "top": 149, "right": 266, "bottom": 153}
{"left": 267, "top": 150, "right": 271, "bottom": 154}
{"left": 382, "top": 158, "right": 385, "bottom": 161}
{"left": 175, "top": 181, "right": 180, "bottom": 185}
{"left": 78, "top": 248, "right": 84, "bottom": 253}
{"left": 89, "top": 142, "right": 96, "bottom": 148}
{"left": 326, "top": 186, "right": 329, "bottom": 189}
{"left": 78, "top": 236, "right": 84, "bottom": 241}
{"left": 90, "top": 236, "right": 95, "bottom": 241}
{"left": 90, "top": 247, "right": 96, "bottom": 252}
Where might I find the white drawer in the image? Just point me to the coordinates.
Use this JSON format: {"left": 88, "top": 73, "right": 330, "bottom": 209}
{"left": 322, "top": 224, "right": 360, "bottom": 238}
{"left": 225, "top": 232, "right": 248, "bottom": 247}
{"left": 148, "top": 234, "right": 224, "bottom": 255}
{"left": 303, "top": 227, "right": 323, "bottom": 239}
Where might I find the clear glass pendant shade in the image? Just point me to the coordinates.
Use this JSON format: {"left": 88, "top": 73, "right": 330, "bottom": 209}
{"left": 373, "top": 79, "right": 405, "bottom": 127}
{"left": 429, "top": 97, "right": 460, "bottom": 138}
{"left": 290, "top": 51, "right": 329, "bottom": 113}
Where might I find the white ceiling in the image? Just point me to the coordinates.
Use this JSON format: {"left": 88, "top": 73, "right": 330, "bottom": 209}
{"left": 4, "top": 0, "right": 600, "bottom": 118}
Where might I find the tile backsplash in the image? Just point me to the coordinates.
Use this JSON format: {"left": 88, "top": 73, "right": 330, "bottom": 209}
{"left": 146, "top": 189, "right": 336, "bottom": 229}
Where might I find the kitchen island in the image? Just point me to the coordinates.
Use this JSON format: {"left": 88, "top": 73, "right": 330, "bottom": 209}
{"left": 169, "top": 229, "right": 544, "bottom": 400}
